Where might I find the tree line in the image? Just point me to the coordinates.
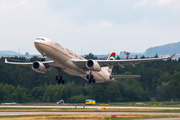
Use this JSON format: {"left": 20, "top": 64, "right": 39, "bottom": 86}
{"left": 0, "top": 54, "right": 180, "bottom": 103}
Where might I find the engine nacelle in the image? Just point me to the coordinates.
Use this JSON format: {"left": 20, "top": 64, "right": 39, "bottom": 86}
{"left": 86, "top": 60, "right": 101, "bottom": 71}
{"left": 32, "top": 61, "right": 47, "bottom": 74}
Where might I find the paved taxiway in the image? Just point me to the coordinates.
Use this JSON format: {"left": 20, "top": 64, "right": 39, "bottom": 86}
{"left": 0, "top": 112, "right": 180, "bottom": 116}
{"left": 1, "top": 105, "right": 180, "bottom": 109}
{"left": 1, "top": 106, "right": 180, "bottom": 117}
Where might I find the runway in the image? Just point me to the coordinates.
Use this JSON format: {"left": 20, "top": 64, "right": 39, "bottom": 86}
{"left": 0, "top": 111, "right": 180, "bottom": 116}
{"left": 0, "top": 105, "right": 180, "bottom": 117}
{"left": 1, "top": 105, "right": 180, "bottom": 109}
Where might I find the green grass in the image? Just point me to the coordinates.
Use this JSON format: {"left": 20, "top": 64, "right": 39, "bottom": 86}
{"left": 105, "top": 115, "right": 177, "bottom": 120}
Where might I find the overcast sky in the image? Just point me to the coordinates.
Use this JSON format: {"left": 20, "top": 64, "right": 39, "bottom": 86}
{"left": 0, "top": 0, "right": 180, "bottom": 55}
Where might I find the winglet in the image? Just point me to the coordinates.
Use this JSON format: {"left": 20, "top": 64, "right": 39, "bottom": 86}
{"left": 5, "top": 58, "right": 8, "bottom": 63}
{"left": 169, "top": 53, "right": 175, "bottom": 59}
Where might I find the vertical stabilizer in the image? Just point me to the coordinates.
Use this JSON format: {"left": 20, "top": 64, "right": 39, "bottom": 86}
{"left": 103, "top": 52, "right": 116, "bottom": 76}
{"left": 107, "top": 52, "right": 116, "bottom": 60}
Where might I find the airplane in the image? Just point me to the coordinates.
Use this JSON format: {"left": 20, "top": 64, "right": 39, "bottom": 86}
{"left": 5, "top": 37, "right": 175, "bottom": 84}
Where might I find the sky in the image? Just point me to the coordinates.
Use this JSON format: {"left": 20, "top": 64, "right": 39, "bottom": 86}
{"left": 0, "top": 0, "right": 180, "bottom": 55}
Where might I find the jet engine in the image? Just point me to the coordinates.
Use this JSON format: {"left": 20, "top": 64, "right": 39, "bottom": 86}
{"left": 32, "top": 61, "right": 47, "bottom": 74}
{"left": 86, "top": 60, "right": 101, "bottom": 71}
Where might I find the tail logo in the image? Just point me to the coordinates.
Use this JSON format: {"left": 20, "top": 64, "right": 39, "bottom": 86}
{"left": 107, "top": 52, "right": 116, "bottom": 74}
{"left": 108, "top": 52, "right": 116, "bottom": 60}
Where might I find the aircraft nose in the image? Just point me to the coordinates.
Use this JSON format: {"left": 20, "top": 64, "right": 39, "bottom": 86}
{"left": 34, "top": 37, "right": 45, "bottom": 47}
{"left": 34, "top": 38, "right": 47, "bottom": 55}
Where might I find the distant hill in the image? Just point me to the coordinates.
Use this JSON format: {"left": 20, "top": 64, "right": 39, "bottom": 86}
{"left": 145, "top": 42, "right": 180, "bottom": 55}
{"left": 0, "top": 50, "right": 22, "bottom": 56}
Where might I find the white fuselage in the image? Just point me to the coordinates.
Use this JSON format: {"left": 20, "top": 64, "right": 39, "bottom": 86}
{"left": 34, "top": 37, "right": 111, "bottom": 83}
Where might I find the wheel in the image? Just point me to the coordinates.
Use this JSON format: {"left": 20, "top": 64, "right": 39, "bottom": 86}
{"left": 60, "top": 76, "right": 63, "bottom": 80}
{"left": 62, "top": 80, "right": 65, "bottom": 84}
{"left": 86, "top": 75, "right": 89, "bottom": 79}
{"left": 92, "top": 79, "right": 95, "bottom": 83}
{"left": 90, "top": 75, "right": 93, "bottom": 80}
{"left": 58, "top": 80, "right": 61, "bottom": 84}
{"left": 41, "top": 58, "right": 45, "bottom": 61}
{"left": 56, "top": 76, "right": 59, "bottom": 80}
{"left": 89, "top": 79, "right": 91, "bottom": 83}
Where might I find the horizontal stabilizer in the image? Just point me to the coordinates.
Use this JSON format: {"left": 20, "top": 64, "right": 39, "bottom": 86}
{"left": 169, "top": 53, "right": 175, "bottom": 59}
{"left": 110, "top": 75, "right": 141, "bottom": 79}
{"left": 5, "top": 58, "right": 7, "bottom": 63}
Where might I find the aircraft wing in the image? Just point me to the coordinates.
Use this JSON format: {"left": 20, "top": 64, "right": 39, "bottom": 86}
{"left": 5, "top": 58, "right": 58, "bottom": 68}
{"left": 97, "top": 53, "right": 175, "bottom": 68}
{"left": 71, "top": 54, "right": 175, "bottom": 69}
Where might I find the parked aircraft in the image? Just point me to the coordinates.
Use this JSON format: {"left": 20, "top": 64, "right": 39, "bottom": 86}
{"left": 5, "top": 37, "right": 175, "bottom": 84}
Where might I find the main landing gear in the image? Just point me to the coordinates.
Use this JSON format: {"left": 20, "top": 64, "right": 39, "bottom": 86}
{"left": 56, "top": 68, "right": 65, "bottom": 84}
{"left": 86, "top": 71, "right": 96, "bottom": 83}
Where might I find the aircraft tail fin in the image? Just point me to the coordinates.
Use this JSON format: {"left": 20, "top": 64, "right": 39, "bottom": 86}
{"left": 103, "top": 52, "right": 116, "bottom": 75}
{"left": 107, "top": 52, "right": 116, "bottom": 60}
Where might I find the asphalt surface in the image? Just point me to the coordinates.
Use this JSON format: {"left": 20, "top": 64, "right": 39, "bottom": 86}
{"left": 0, "top": 105, "right": 180, "bottom": 119}
{"left": 0, "top": 111, "right": 180, "bottom": 116}
{"left": 1, "top": 105, "right": 180, "bottom": 109}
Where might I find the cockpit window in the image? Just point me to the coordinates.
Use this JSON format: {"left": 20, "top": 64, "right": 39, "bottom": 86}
{"left": 36, "top": 38, "right": 45, "bottom": 41}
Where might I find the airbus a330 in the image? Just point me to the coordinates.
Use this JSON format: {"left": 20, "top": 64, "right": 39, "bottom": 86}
{"left": 5, "top": 37, "right": 175, "bottom": 84}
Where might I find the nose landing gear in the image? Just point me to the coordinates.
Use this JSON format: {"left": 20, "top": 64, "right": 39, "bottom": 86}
{"left": 56, "top": 68, "right": 65, "bottom": 84}
{"left": 41, "top": 54, "right": 46, "bottom": 61}
{"left": 41, "top": 57, "right": 46, "bottom": 61}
